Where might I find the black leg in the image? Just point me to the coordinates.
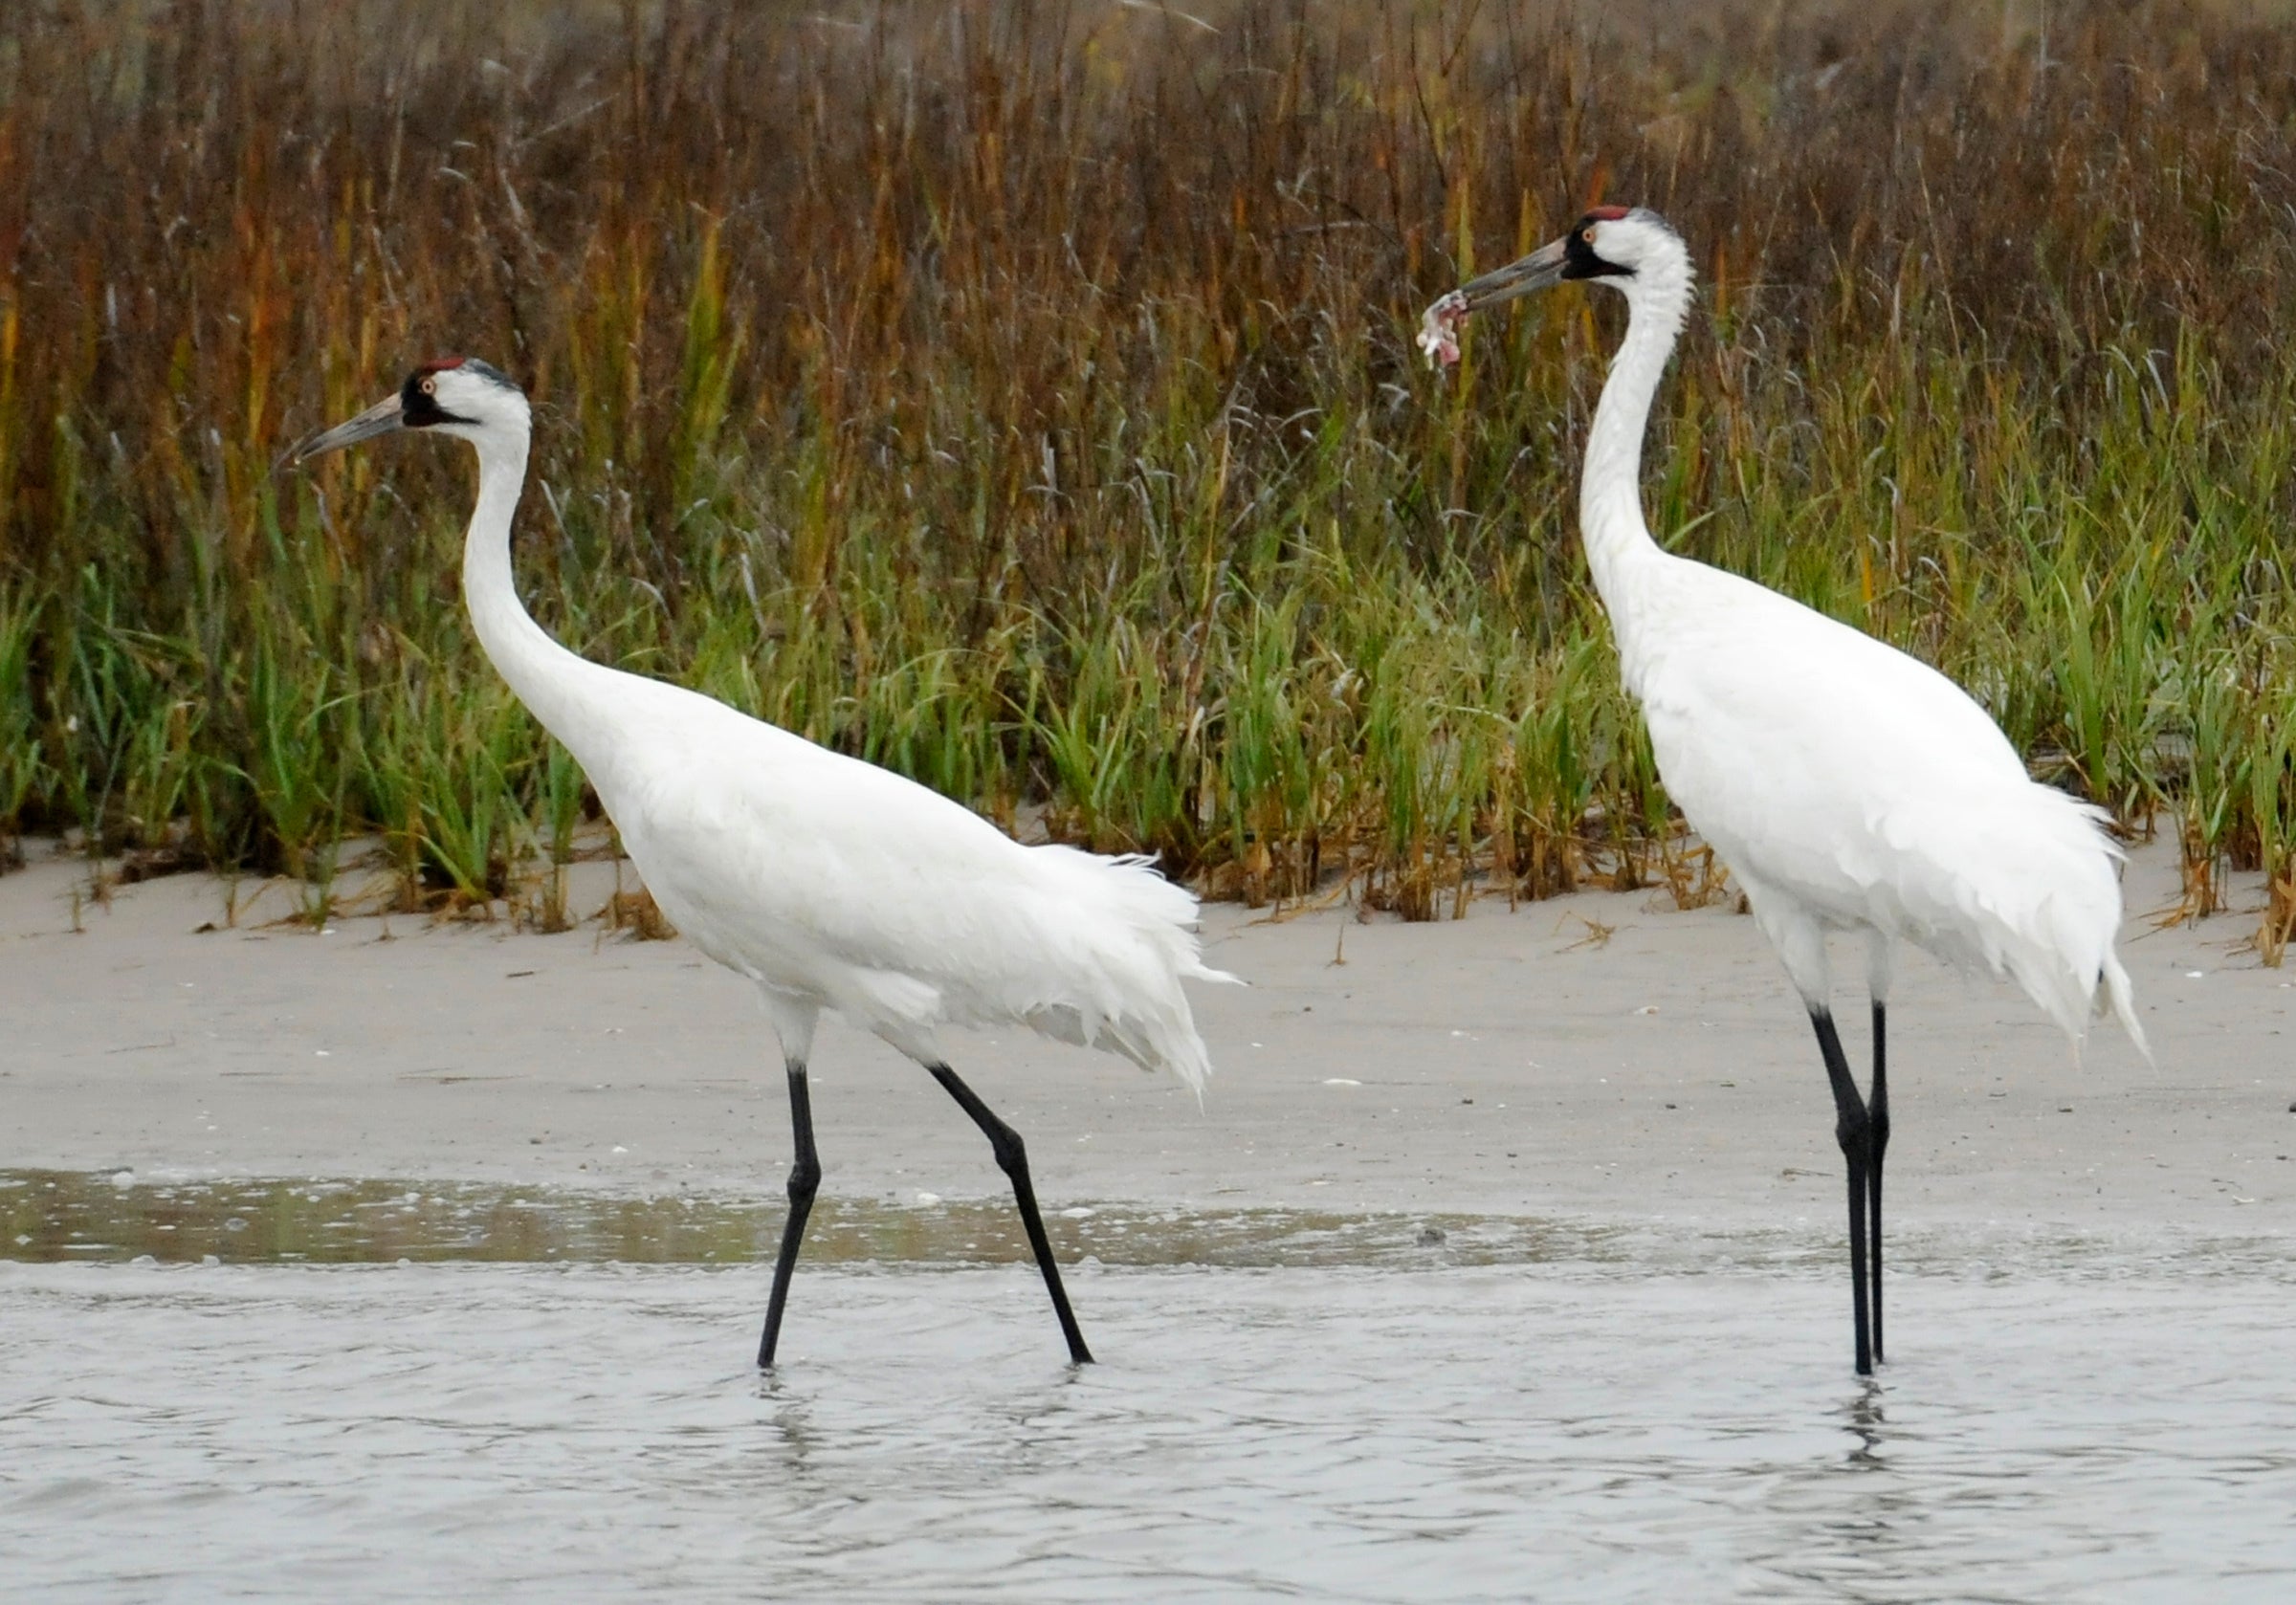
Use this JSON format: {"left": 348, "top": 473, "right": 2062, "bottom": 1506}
{"left": 1868, "top": 1000, "right": 1889, "bottom": 1367}
{"left": 758, "top": 1062, "right": 822, "bottom": 1370}
{"left": 1809, "top": 1009, "right": 1876, "bottom": 1376}
{"left": 929, "top": 1064, "right": 1094, "bottom": 1364}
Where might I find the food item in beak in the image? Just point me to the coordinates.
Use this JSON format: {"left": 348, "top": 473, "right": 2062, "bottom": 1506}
{"left": 1418, "top": 289, "right": 1468, "bottom": 370}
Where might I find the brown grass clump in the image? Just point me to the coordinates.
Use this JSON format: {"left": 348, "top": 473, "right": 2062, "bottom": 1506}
{"left": 2, "top": 1, "right": 2296, "bottom": 942}
{"left": 597, "top": 887, "right": 677, "bottom": 943}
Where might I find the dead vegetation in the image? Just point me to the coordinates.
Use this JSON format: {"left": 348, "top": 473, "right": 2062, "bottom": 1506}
{"left": 0, "top": 2, "right": 2293, "bottom": 944}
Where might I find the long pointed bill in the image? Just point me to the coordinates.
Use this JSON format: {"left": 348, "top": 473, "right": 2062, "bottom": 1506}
{"left": 288, "top": 394, "right": 405, "bottom": 465}
{"left": 1418, "top": 235, "right": 1571, "bottom": 370}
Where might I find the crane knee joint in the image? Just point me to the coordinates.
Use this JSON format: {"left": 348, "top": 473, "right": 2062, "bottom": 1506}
{"left": 987, "top": 1126, "right": 1027, "bottom": 1178}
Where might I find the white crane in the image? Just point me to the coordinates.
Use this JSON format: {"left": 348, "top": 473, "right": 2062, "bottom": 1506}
{"left": 1423, "top": 208, "right": 2149, "bottom": 1375}
{"left": 292, "top": 359, "right": 1236, "bottom": 1368}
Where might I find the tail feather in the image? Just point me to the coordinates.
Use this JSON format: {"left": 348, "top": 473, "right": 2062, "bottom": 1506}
{"left": 2099, "top": 943, "right": 2152, "bottom": 1066}
{"left": 2018, "top": 800, "right": 2151, "bottom": 1062}
{"left": 1004, "top": 847, "right": 1239, "bottom": 1096}
{"left": 1884, "top": 789, "right": 2147, "bottom": 1059}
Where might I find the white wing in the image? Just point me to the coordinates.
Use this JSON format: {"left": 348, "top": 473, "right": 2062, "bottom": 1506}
{"left": 563, "top": 674, "right": 1234, "bottom": 1087}
{"left": 1635, "top": 561, "right": 2139, "bottom": 1047}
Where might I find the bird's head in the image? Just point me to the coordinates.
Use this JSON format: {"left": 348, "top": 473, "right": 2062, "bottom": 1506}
{"left": 1419, "top": 206, "right": 1689, "bottom": 368}
{"left": 289, "top": 357, "right": 529, "bottom": 464}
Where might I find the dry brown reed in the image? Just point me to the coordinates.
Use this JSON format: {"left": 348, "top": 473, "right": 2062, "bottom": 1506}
{"left": 3, "top": 0, "right": 2296, "bottom": 940}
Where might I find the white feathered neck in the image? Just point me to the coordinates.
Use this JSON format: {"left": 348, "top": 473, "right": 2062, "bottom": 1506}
{"left": 1578, "top": 234, "right": 1697, "bottom": 696}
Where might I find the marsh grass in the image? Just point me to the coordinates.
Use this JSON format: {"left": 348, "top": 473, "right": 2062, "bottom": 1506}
{"left": 4, "top": 1, "right": 2296, "bottom": 945}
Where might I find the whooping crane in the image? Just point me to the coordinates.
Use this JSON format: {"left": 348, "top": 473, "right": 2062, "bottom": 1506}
{"left": 1423, "top": 208, "right": 2150, "bottom": 1375}
{"left": 292, "top": 359, "right": 1237, "bottom": 1368}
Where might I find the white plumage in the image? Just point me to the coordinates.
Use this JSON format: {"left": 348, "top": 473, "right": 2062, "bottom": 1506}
{"left": 293, "top": 358, "right": 1234, "bottom": 1368}
{"left": 539, "top": 656, "right": 1225, "bottom": 1088}
{"left": 1627, "top": 557, "right": 2145, "bottom": 1051}
{"left": 1427, "top": 207, "right": 2147, "bottom": 1374}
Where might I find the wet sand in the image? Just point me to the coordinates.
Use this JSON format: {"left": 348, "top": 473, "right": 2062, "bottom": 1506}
{"left": 3, "top": 837, "right": 2291, "bottom": 1235}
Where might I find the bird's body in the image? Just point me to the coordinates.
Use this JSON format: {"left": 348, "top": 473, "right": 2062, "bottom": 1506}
{"left": 298, "top": 360, "right": 1230, "bottom": 1367}
{"left": 1428, "top": 207, "right": 2145, "bottom": 1374}
{"left": 1621, "top": 553, "right": 2140, "bottom": 1044}
{"left": 609, "top": 723, "right": 1221, "bottom": 1084}
{"left": 476, "top": 579, "right": 1219, "bottom": 1084}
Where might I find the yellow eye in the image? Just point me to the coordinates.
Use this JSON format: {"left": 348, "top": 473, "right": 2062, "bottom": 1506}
{"left": 420, "top": 376, "right": 436, "bottom": 395}
{"left": 1581, "top": 227, "right": 1598, "bottom": 243}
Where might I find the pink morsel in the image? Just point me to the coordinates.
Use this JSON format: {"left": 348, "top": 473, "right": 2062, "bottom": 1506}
{"left": 1416, "top": 291, "right": 1468, "bottom": 370}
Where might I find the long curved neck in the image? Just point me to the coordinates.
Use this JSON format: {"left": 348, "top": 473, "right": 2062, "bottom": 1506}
{"left": 1578, "top": 253, "right": 1693, "bottom": 677}
{"left": 460, "top": 427, "right": 608, "bottom": 753}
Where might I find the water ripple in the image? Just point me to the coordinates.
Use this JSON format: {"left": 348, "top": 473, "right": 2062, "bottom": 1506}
{"left": 4, "top": 1260, "right": 2293, "bottom": 1602}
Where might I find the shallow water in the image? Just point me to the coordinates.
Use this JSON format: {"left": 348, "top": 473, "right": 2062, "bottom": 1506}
{"left": 4, "top": 1176, "right": 2293, "bottom": 1602}
{"left": 0, "top": 1168, "right": 1626, "bottom": 1270}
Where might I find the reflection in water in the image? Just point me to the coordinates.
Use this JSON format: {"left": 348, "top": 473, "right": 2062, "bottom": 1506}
{"left": 1841, "top": 1380, "right": 1888, "bottom": 1469}
{"left": 4, "top": 1169, "right": 2281, "bottom": 1284}
{"left": 757, "top": 1375, "right": 824, "bottom": 1493}
{"left": 0, "top": 1168, "right": 1623, "bottom": 1270}
{"left": 1803, "top": 1382, "right": 1907, "bottom": 1595}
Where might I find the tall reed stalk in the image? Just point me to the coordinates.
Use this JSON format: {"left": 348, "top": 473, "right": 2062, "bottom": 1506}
{"left": 2, "top": 2, "right": 2293, "bottom": 945}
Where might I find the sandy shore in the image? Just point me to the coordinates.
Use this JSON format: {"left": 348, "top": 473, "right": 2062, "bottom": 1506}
{"left": 3, "top": 837, "right": 2291, "bottom": 1236}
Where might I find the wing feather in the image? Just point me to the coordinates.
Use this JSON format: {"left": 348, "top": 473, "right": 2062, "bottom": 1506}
{"left": 573, "top": 681, "right": 1232, "bottom": 1086}
{"left": 1636, "top": 563, "right": 2137, "bottom": 1049}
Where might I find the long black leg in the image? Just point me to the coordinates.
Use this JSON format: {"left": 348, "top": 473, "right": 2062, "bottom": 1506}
{"left": 758, "top": 1062, "right": 822, "bottom": 1370}
{"left": 929, "top": 1064, "right": 1094, "bottom": 1364}
{"left": 1868, "top": 1000, "right": 1889, "bottom": 1367}
{"left": 1809, "top": 1009, "right": 1875, "bottom": 1376}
